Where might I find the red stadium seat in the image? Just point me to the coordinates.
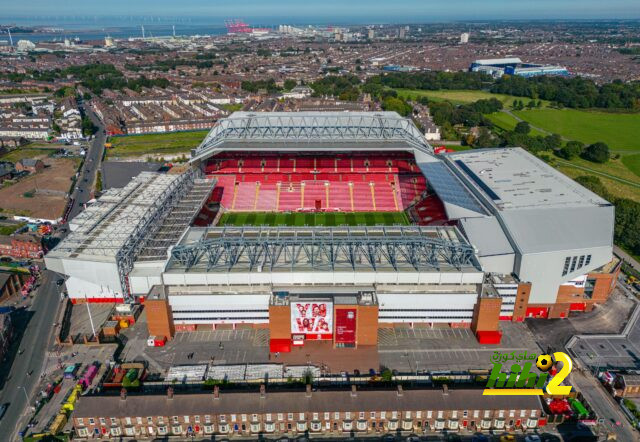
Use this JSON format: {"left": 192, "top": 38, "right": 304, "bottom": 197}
{"left": 203, "top": 152, "right": 428, "bottom": 214}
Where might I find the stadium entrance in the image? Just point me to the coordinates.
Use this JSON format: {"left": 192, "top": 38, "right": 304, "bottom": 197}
{"left": 268, "top": 291, "right": 379, "bottom": 353}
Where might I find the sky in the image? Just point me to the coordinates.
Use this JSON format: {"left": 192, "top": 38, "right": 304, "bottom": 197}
{"left": 2, "top": 0, "right": 640, "bottom": 23}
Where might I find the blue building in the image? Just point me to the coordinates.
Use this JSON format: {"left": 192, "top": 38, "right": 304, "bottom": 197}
{"left": 470, "top": 57, "right": 569, "bottom": 78}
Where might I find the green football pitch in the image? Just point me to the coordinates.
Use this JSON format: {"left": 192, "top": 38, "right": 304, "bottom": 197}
{"left": 218, "top": 211, "right": 411, "bottom": 227}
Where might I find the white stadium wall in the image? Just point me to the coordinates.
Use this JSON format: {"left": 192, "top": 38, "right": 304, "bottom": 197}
{"left": 517, "top": 245, "right": 613, "bottom": 304}
{"left": 160, "top": 270, "right": 484, "bottom": 287}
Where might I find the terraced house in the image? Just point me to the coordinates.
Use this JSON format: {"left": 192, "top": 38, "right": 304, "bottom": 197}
{"left": 72, "top": 385, "right": 546, "bottom": 438}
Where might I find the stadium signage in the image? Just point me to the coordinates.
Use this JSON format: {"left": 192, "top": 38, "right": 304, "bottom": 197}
{"left": 291, "top": 301, "right": 333, "bottom": 340}
{"left": 335, "top": 308, "right": 357, "bottom": 344}
{"left": 483, "top": 351, "right": 574, "bottom": 396}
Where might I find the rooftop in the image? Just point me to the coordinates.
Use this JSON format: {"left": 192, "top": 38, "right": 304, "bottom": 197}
{"left": 48, "top": 172, "right": 189, "bottom": 263}
{"left": 73, "top": 386, "right": 543, "bottom": 418}
{"left": 445, "top": 148, "right": 610, "bottom": 212}
{"left": 191, "top": 111, "right": 432, "bottom": 162}
{"left": 472, "top": 57, "right": 523, "bottom": 65}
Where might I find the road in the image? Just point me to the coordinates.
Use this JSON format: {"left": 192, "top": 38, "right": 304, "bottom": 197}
{"left": 569, "top": 369, "right": 638, "bottom": 441}
{"left": 0, "top": 270, "right": 64, "bottom": 440}
{"left": 67, "top": 104, "right": 105, "bottom": 221}
{"left": 0, "top": 103, "right": 105, "bottom": 439}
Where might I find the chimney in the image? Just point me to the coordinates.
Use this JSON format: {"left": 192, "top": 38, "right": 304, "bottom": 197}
{"left": 351, "top": 385, "right": 357, "bottom": 397}
{"left": 397, "top": 385, "right": 403, "bottom": 397}
{"left": 167, "top": 386, "right": 174, "bottom": 399}
{"left": 120, "top": 388, "right": 127, "bottom": 401}
{"left": 305, "top": 384, "right": 312, "bottom": 398}
{"left": 260, "top": 384, "right": 266, "bottom": 398}
{"left": 214, "top": 385, "right": 220, "bottom": 400}
{"left": 443, "top": 384, "right": 449, "bottom": 396}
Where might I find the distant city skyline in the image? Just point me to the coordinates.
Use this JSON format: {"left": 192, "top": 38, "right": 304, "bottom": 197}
{"left": 3, "top": 0, "right": 640, "bottom": 24}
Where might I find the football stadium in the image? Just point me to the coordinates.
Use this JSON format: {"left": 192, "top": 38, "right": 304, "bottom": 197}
{"left": 45, "top": 111, "right": 620, "bottom": 351}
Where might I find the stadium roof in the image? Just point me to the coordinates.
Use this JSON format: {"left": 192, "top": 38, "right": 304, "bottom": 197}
{"left": 444, "top": 147, "right": 610, "bottom": 212}
{"left": 191, "top": 111, "right": 433, "bottom": 162}
{"left": 472, "top": 57, "right": 522, "bottom": 66}
{"left": 422, "top": 147, "right": 614, "bottom": 302}
{"left": 437, "top": 148, "right": 614, "bottom": 253}
{"left": 45, "top": 171, "right": 215, "bottom": 299}
{"left": 169, "top": 225, "right": 480, "bottom": 273}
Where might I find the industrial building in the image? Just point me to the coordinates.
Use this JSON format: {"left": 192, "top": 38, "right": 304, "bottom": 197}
{"left": 470, "top": 58, "right": 569, "bottom": 78}
{"left": 45, "top": 111, "right": 618, "bottom": 351}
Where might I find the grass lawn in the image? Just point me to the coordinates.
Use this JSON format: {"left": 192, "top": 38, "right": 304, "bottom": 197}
{"left": 549, "top": 152, "right": 640, "bottom": 203}
{"left": 107, "top": 130, "right": 209, "bottom": 158}
{"left": 218, "top": 211, "right": 410, "bottom": 227}
{"left": 395, "top": 89, "right": 551, "bottom": 107}
{"left": 621, "top": 154, "right": 640, "bottom": 178}
{"left": 0, "top": 147, "right": 58, "bottom": 163}
{"left": 0, "top": 223, "right": 25, "bottom": 235}
{"left": 485, "top": 111, "right": 547, "bottom": 137}
{"left": 513, "top": 109, "right": 640, "bottom": 152}
{"left": 557, "top": 163, "right": 640, "bottom": 203}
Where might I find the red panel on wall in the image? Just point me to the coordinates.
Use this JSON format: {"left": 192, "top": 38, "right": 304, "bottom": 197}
{"left": 525, "top": 307, "right": 549, "bottom": 318}
{"left": 499, "top": 315, "right": 512, "bottom": 321}
{"left": 476, "top": 330, "right": 502, "bottom": 344}
{"left": 335, "top": 308, "right": 357, "bottom": 344}
{"left": 569, "top": 303, "right": 586, "bottom": 311}
{"left": 269, "top": 338, "right": 291, "bottom": 353}
{"left": 70, "top": 297, "right": 124, "bottom": 304}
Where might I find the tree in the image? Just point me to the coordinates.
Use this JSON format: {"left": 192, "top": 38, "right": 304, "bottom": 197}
{"left": 543, "top": 134, "right": 563, "bottom": 150}
{"left": 381, "top": 96, "right": 412, "bottom": 116}
{"left": 574, "top": 175, "right": 609, "bottom": 199}
{"left": 556, "top": 140, "right": 584, "bottom": 160}
{"left": 582, "top": 142, "right": 610, "bottom": 163}
{"left": 82, "top": 116, "right": 98, "bottom": 136}
{"left": 473, "top": 127, "right": 497, "bottom": 148}
{"left": 614, "top": 198, "right": 640, "bottom": 255}
{"left": 283, "top": 79, "right": 297, "bottom": 91}
{"left": 514, "top": 121, "right": 531, "bottom": 135}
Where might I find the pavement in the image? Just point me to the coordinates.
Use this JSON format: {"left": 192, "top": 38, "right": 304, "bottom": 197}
{"left": 568, "top": 369, "right": 637, "bottom": 442}
{"left": 379, "top": 322, "right": 541, "bottom": 373}
{"left": 121, "top": 312, "right": 541, "bottom": 376}
{"left": 566, "top": 294, "right": 640, "bottom": 372}
{"left": 526, "top": 288, "right": 635, "bottom": 354}
{"left": 0, "top": 270, "right": 65, "bottom": 440}
{"left": 100, "top": 161, "right": 162, "bottom": 190}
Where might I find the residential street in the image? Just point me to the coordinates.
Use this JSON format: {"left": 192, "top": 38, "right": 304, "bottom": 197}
{"left": 67, "top": 104, "right": 105, "bottom": 221}
{"left": 0, "top": 104, "right": 105, "bottom": 440}
{"left": 0, "top": 270, "right": 64, "bottom": 440}
{"left": 569, "top": 369, "right": 637, "bottom": 441}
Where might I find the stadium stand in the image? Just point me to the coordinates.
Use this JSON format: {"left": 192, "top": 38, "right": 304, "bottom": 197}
{"left": 205, "top": 153, "right": 427, "bottom": 213}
